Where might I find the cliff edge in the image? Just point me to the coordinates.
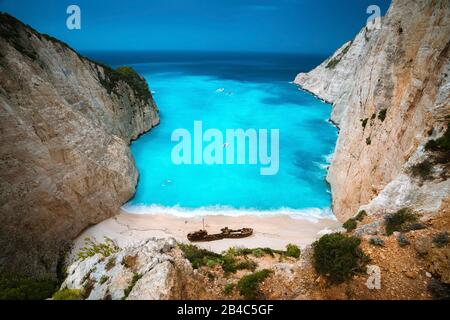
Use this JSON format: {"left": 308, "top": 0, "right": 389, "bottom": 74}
{"left": 295, "top": 0, "right": 450, "bottom": 221}
{"left": 0, "top": 13, "right": 159, "bottom": 279}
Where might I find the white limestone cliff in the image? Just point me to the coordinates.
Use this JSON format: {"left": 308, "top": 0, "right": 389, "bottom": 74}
{"left": 295, "top": 0, "right": 450, "bottom": 220}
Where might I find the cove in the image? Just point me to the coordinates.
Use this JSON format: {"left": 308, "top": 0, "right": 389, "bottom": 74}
{"left": 92, "top": 52, "right": 338, "bottom": 218}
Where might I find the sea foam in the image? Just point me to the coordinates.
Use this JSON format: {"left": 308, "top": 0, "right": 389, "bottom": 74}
{"left": 121, "top": 204, "right": 336, "bottom": 222}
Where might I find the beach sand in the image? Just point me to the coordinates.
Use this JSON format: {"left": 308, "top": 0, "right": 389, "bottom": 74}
{"left": 73, "top": 210, "right": 342, "bottom": 255}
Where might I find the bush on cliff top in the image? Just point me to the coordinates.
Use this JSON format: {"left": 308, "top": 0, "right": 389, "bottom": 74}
{"left": 100, "top": 66, "right": 151, "bottom": 102}
{"left": 312, "top": 233, "right": 368, "bottom": 284}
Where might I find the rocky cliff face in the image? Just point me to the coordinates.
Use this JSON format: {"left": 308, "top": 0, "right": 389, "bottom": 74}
{"left": 0, "top": 13, "right": 159, "bottom": 279}
{"left": 60, "top": 238, "right": 193, "bottom": 300}
{"left": 295, "top": 0, "right": 450, "bottom": 220}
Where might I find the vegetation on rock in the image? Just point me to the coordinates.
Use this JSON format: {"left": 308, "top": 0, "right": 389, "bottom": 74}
{"left": 237, "top": 269, "right": 272, "bottom": 300}
{"left": 123, "top": 273, "right": 142, "bottom": 300}
{"left": 369, "top": 237, "right": 385, "bottom": 247}
{"left": 396, "top": 233, "right": 410, "bottom": 247}
{"left": 178, "top": 244, "right": 256, "bottom": 274}
{"left": 231, "top": 247, "right": 284, "bottom": 257}
{"left": 0, "top": 274, "right": 56, "bottom": 300}
{"left": 312, "top": 233, "right": 368, "bottom": 284}
{"left": 410, "top": 160, "right": 433, "bottom": 180}
{"left": 343, "top": 218, "right": 358, "bottom": 232}
{"left": 355, "top": 210, "right": 367, "bottom": 221}
{"left": 326, "top": 42, "right": 352, "bottom": 69}
{"left": 425, "top": 124, "right": 450, "bottom": 153}
{"left": 77, "top": 237, "right": 120, "bottom": 261}
{"left": 223, "top": 283, "right": 235, "bottom": 295}
{"left": 99, "top": 66, "right": 151, "bottom": 102}
{"left": 432, "top": 232, "right": 449, "bottom": 248}
{"left": 384, "top": 208, "right": 418, "bottom": 235}
{"left": 52, "top": 288, "right": 82, "bottom": 300}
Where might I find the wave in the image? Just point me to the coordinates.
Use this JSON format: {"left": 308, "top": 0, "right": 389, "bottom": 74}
{"left": 121, "top": 204, "right": 336, "bottom": 222}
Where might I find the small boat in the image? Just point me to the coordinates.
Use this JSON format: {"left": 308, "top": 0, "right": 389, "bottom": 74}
{"left": 187, "top": 227, "right": 253, "bottom": 242}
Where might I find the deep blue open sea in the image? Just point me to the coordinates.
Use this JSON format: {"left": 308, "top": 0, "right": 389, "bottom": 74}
{"left": 84, "top": 51, "right": 337, "bottom": 219}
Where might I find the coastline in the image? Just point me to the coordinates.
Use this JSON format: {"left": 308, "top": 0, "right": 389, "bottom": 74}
{"left": 72, "top": 210, "right": 342, "bottom": 257}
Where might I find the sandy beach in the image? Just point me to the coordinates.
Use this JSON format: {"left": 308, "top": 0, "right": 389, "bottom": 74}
{"left": 73, "top": 210, "right": 342, "bottom": 255}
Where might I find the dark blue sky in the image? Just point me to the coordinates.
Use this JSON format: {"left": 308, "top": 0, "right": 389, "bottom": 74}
{"left": 0, "top": 0, "right": 391, "bottom": 54}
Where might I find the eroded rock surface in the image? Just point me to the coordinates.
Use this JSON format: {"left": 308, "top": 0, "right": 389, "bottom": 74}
{"left": 295, "top": 0, "right": 450, "bottom": 220}
{"left": 0, "top": 13, "right": 159, "bottom": 278}
{"left": 61, "top": 238, "right": 191, "bottom": 300}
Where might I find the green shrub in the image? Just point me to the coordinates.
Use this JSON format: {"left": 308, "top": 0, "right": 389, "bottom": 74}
{"left": 425, "top": 124, "right": 450, "bottom": 152}
{"left": 237, "top": 269, "right": 272, "bottom": 300}
{"left": 396, "top": 233, "right": 410, "bottom": 247}
{"left": 343, "top": 218, "right": 358, "bottom": 232}
{"left": 234, "top": 260, "right": 257, "bottom": 272}
{"left": 77, "top": 237, "right": 120, "bottom": 261}
{"left": 105, "top": 257, "right": 116, "bottom": 271}
{"left": 100, "top": 66, "right": 151, "bottom": 102}
{"left": 0, "top": 274, "right": 57, "bottom": 300}
{"left": 384, "top": 208, "right": 417, "bottom": 235}
{"left": 99, "top": 276, "right": 109, "bottom": 285}
{"left": 223, "top": 283, "right": 235, "bottom": 295}
{"left": 378, "top": 109, "right": 387, "bottom": 122}
{"left": 234, "top": 247, "right": 283, "bottom": 257}
{"left": 366, "top": 137, "right": 372, "bottom": 145}
{"left": 369, "top": 237, "right": 384, "bottom": 247}
{"left": 410, "top": 160, "right": 433, "bottom": 180}
{"left": 252, "top": 249, "right": 264, "bottom": 258}
{"left": 433, "top": 232, "right": 449, "bottom": 248}
{"left": 312, "top": 233, "right": 367, "bottom": 284}
{"left": 123, "top": 273, "right": 142, "bottom": 300}
{"left": 179, "top": 244, "right": 257, "bottom": 274}
{"left": 402, "top": 222, "right": 426, "bottom": 232}
{"left": 52, "top": 289, "right": 82, "bottom": 300}
{"left": 285, "top": 244, "right": 301, "bottom": 258}
{"left": 326, "top": 42, "right": 351, "bottom": 69}
{"left": 179, "top": 244, "right": 222, "bottom": 269}
{"left": 355, "top": 210, "right": 367, "bottom": 221}
{"left": 427, "top": 278, "right": 450, "bottom": 300}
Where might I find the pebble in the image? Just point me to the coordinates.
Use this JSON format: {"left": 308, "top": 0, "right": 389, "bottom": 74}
{"left": 425, "top": 272, "right": 432, "bottom": 278}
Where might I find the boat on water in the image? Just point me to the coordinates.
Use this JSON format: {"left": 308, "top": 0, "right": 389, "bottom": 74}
{"left": 187, "top": 227, "right": 253, "bottom": 242}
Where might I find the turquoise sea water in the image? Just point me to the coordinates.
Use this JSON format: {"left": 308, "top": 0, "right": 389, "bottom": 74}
{"left": 87, "top": 52, "right": 337, "bottom": 218}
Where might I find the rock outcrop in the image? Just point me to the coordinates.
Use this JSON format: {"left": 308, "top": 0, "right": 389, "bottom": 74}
{"left": 0, "top": 13, "right": 159, "bottom": 279}
{"left": 61, "top": 238, "right": 192, "bottom": 300}
{"left": 295, "top": 0, "right": 450, "bottom": 220}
